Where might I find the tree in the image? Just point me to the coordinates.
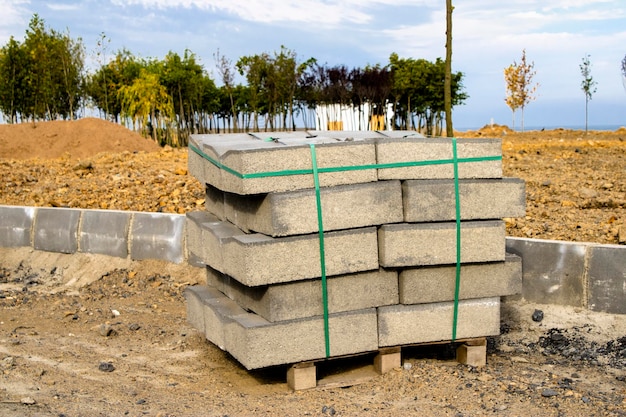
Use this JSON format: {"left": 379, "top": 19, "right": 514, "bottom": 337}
{"left": 118, "top": 69, "right": 175, "bottom": 144}
{"left": 94, "top": 32, "right": 111, "bottom": 117}
{"left": 0, "top": 37, "right": 28, "bottom": 123}
{"left": 0, "top": 14, "right": 85, "bottom": 122}
{"left": 214, "top": 49, "right": 238, "bottom": 132}
{"left": 579, "top": 54, "right": 597, "bottom": 134}
{"left": 444, "top": 0, "right": 453, "bottom": 137}
{"left": 504, "top": 49, "right": 538, "bottom": 131}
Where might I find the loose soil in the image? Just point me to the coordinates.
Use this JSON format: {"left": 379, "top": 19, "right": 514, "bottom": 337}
{"left": 0, "top": 119, "right": 625, "bottom": 416}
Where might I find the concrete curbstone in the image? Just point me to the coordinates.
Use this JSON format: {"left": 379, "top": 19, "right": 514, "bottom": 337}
{"left": 399, "top": 254, "right": 522, "bottom": 304}
{"left": 402, "top": 178, "right": 525, "bottom": 222}
{"left": 130, "top": 212, "right": 185, "bottom": 263}
{"left": 223, "top": 226, "right": 379, "bottom": 286}
{"left": 221, "top": 180, "right": 403, "bottom": 237}
{"left": 224, "top": 305, "right": 379, "bottom": 370}
{"left": 376, "top": 138, "right": 502, "bottom": 180}
{"left": 0, "top": 206, "right": 36, "bottom": 247}
{"left": 206, "top": 266, "right": 399, "bottom": 322}
{"left": 377, "top": 297, "right": 501, "bottom": 347}
{"left": 33, "top": 207, "right": 81, "bottom": 254}
{"left": 189, "top": 133, "right": 378, "bottom": 195}
{"left": 378, "top": 220, "right": 505, "bottom": 267}
{"left": 79, "top": 210, "right": 130, "bottom": 258}
{"left": 505, "top": 237, "right": 587, "bottom": 307}
{"left": 587, "top": 245, "right": 626, "bottom": 314}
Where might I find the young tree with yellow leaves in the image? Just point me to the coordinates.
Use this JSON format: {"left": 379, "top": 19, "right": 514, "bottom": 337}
{"left": 119, "top": 69, "right": 176, "bottom": 145}
{"left": 504, "top": 49, "right": 538, "bottom": 131}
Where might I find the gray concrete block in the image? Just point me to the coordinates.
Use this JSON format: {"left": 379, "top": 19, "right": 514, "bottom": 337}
{"left": 377, "top": 138, "right": 502, "bottom": 180}
{"left": 587, "top": 245, "right": 626, "bottom": 314}
{"left": 224, "top": 226, "right": 379, "bottom": 286}
{"left": 207, "top": 266, "right": 399, "bottom": 322}
{"left": 224, "top": 306, "right": 379, "bottom": 369}
{"left": 378, "top": 297, "right": 501, "bottom": 347}
{"left": 399, "top": 254, "right": 522, "bottom": 304}
{"left": 79, "top": 210, "right": 130, "bottom": 258}
{"left": 204, "top": 183, "right": 226, "bottom": 220}
{"left": 188, "top": 133, "right": 378, "bottom": 194}
{"left": 378, "top": 220, "right": 505, "bottom": 267}
{"left": 0, "top": 206, "right": 35, "bottom": 247}
{"left": 33, "top": 208, "right": 80, "bottom": 254}
{"left": 184, "top": 284, "right": 245, "bottom": 350}
{"left": 223, "top": 180, "right": 403, "bottom": 236}
{"left": 130, "top": 212, "right": 185, "bottom": 263}
{"left": 188, "top": 213, "right": 379, "bottom": 286}
{"left": 186, "top": 211, "right": 237, "bottom": 270}
{"left": 505, "top": 237, "right": 586, "bottom": 307}
{"left": 402, "top": 178, "right": 525, "bottom": 222}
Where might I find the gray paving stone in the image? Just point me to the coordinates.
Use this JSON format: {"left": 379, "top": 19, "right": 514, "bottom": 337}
{"left": 79, "top": 210, "right": 130, "bottom": 258}
{"left": 377, "top": 138, "right": 502, "bottom": 180}
{"left": 378, "top": 297, "right": 501, "bottom": 347}
{"left": 224, "top": 306, "right": 379, "bottom": 370}
{"left": 184, "top": 284, "right": 245, "bottom": 350}
{"left": 399, "top": 254, "right": 522, "bottom": 304}
{"left": 187, "top": 212, "right": 379, "bottom": 286}
{"left": 33, "top": 208, "right": 80, "bottom": 254}
{"left": 222, "top": 180, "right": 403, "bottom": 236}
{"left": 130, "top": 212, "right": 185, "bottom": 263}
{"left": 204, "top": 183, "right": 226, "bottom": 220}
{"left": 505, "top": 237, "right": 587, "bottom": 307}
{"left": 186, "top": 284, "right": 379, "bottom": 369}
{"left": 587, "top": 245, "right": 626, "bottom": 314}
{"left": 378, "top": 220, "right": 505, "bottom": 267}
{"left": 402, "top": 178, "right": 525, "bottom": 222}
{"left": 186, "top": 211, "right": 237, "bottom": 270}
{"left": 207, "top": 266, "right": 399, "bottom": 322}
{"left": 0, "top": 206, "right": 36, "bottom": 247}
{"left": 189, "top": 133, "right": 378, "bottom": 194}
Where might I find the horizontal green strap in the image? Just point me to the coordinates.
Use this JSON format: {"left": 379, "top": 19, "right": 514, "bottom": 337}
{"left": 190, "top": 142, "right": 501, "bottom": 179}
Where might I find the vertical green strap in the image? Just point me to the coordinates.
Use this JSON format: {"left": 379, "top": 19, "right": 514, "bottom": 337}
{"left": 309, "top": 144, "right": 331, "bottom": 358}
{"left": 451, "top": 138, "right": 462, "bottom": 341}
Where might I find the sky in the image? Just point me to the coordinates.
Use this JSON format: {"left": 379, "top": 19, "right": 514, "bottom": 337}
{"left": 1, "top": 0, "right": 626, "bottom": 129}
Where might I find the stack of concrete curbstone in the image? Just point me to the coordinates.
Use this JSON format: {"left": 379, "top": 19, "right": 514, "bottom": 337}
{"left": 184, "top": 130, "right": 525, "bottom": 370}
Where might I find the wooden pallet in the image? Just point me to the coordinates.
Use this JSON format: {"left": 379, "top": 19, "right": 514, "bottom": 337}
{"left": 287, "top": 337, "right": 487, "bottom": 391}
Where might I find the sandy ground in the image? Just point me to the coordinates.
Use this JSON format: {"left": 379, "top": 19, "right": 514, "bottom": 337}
{"left": 0, "top": 119, "right": 625, "bottom": 416}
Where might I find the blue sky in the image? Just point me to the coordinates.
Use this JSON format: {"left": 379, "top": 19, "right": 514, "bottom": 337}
{"left": 2, "top": 0, "right": 626, "bottom": 129}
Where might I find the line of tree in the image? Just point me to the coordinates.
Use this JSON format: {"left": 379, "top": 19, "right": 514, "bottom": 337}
{"left": 0, "top": 14, "right": 468, "bottom": 146}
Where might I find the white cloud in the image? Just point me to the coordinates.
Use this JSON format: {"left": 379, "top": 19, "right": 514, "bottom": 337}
{"left": 46, "top": 2, "right": 81, "bottom": 12}
{"left": 0, "top": 0, "right": 30, "bottom": 43}
{"left": 111, "top": 0, "right": 374, "bottom": 24}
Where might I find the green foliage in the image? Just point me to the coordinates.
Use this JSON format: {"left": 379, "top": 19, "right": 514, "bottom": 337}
{"left": 0, "top": 14, "right": 470, "bottom": 143}
{"left": 0, "top": 14, "right": 85, "bottom": 122}
{"left": 390, "top": 53, "right": 467, "bottom": 135}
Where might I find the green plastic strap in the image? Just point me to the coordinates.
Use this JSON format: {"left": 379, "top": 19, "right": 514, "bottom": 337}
{"left": 189, "top": 142, "right": 501, "bottom": 179}
{"left": 451, "top": 138, "right": 462, "bottom": 341}
{"left": 309, "top": 144, "right": 331, "bottom": 358}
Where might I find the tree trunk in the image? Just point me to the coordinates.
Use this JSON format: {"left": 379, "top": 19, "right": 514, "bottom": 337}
{"left": 444, "top": 0, "right": 454, "bottom": 137}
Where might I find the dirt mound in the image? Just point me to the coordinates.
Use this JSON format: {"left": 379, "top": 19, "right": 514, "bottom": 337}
{"left": 457, "top": 123, "right": 515, "bottom": 136}
{"left": 0, "top": 118, "right": 161, "bottom": 160}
